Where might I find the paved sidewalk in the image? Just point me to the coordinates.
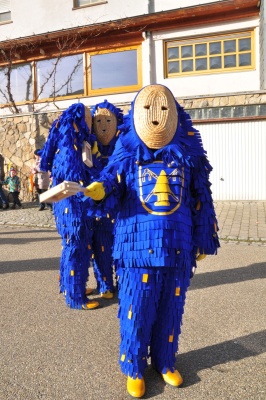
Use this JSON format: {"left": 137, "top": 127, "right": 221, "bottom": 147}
{"left": 214, "top": 201, "right": 266, "bottom": 242}
{"left": 0, "top": 200, "right": 266, "bottom": 242}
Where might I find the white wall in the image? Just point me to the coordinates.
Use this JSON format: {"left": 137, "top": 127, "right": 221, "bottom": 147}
{"left": 151, "top": 17, "right": 261, "bottom": 97}
{"left": 260, "top": 0, "right": 266, "bottom": 89}
{"left": 1, "top": 0, "right": 228, "bottom": 41}
{"left": 195, "top": 121, "right": 266, "bottom": 200}
{"left": 1, "top": 0, "right": 148, "bottom": 40}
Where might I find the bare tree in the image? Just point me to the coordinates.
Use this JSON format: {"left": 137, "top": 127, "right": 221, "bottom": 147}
{"left": 0, "top": 48, "right": 20, "bottom": 113}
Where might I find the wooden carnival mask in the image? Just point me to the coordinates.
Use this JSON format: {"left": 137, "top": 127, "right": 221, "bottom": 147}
{"left": 93, "top": 107, "right": 117, "bottom": 145}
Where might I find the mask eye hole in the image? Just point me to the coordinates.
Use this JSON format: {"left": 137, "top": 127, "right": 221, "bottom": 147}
{"left": 144, "top": 105, "right": 150, "bottom": 110}
{"left": 96, "top": 119, "right": 101, "bottom": 123}
{"left": 107, "top": 119, "right": 111, "bottom": 122}
{"left": 161, "top": 106, "right": 168, "bottom": 111}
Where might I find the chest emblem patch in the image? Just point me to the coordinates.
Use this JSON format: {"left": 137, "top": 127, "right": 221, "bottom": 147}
{"left": 138, "top": 162, "right": 184, "bottom": 215}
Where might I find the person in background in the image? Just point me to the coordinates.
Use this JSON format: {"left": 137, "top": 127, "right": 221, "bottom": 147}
{"left": 31, "top": 149, "right": 52, "bottom": 211}
{"left": 84, "top": 84, "right": 220, "bottom": 398}
{"left": 0, "top": 160, "right": 9, "bottom": 209}
{"left": 1, "top": 167, "right": 22, "bottom": 209}
{"left": 0, "top": 182, "right": 9, "bottom": 209}
{"left": 40, "top": 103, "right": 101, "bottom": 310}
{"left": 87, "top": 100, "right": 124, "bottom": 300}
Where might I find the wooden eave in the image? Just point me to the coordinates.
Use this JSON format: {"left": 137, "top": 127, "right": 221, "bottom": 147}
{"left": 0, "top": 0, "right": 259, "bottom": 62}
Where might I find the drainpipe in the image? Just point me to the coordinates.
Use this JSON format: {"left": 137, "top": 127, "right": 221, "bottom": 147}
{"left": 143, "top": 1, "right": 154, "bottom": 84}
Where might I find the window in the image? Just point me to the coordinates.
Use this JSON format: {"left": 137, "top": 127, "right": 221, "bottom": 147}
{"left": 0, "top": 63, "right": 33, "bottom": 103}
{"left": 0, "top": 45, "right": 142, "bottom": 105}
{"left": 73, "top": 0, "right": 106, "bottom": 8}
{"left": 0, "top": 0, "right": 11, "bottom": 23}
{"left": 36, "top": 54, "right": 84, "bottom": 100}
{"left": 88, "top": 46, "right": 142, "bottom": 95}
{"left": 165, "top": 31, "right": 254, "bottom": 77}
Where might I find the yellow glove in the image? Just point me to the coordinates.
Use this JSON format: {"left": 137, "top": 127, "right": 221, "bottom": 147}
{"left": 92, "top": 142, "right": 101, "bottom": 158}
{"left": 84, "top": 182, "right": 105, "bottom": 201}
{"left": 196, "top": 254, "right": 206, "bottom": 261}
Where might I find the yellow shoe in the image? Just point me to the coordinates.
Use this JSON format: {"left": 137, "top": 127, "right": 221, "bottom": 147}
{"left": 100, "top": 290, "right": 113, "bottom": 299}
{"left": 162, "top": 368, "right": 183, "bottom": 387}
{"left": 85, "top": 287, "right": 94, "bottom": 296}
{"left": 127, "top": 376, "right": 145, "bottom": 398}
{"left": 82, "top": 300, "right": 99, "bottom": 310}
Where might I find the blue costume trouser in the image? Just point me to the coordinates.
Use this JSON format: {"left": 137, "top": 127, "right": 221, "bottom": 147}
{"left": 92, "top": 218, "right": 115, "bottom": 293}
{"left": 54, "top": 199, "right": 93, "bottom": 309}
{"left": 0, "top": 186, "right": 8, "bottom": 205}
{"left": 117, "top": 266, "right": 191, "bottom": 379}
{"left": 60, "top": 238, "right": 91, "bottom": 309}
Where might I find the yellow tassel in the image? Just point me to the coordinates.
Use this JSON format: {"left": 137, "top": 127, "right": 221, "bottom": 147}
{"left": 65, "top": 208, "right": 68, "bottom": 214}
{"left": 142, "top": 274, "right": 149, "bottom": 283}
{"left": 128, "top": 305, "right": 132, "bottom": 319}
{"left": 120, "top": 354, "right": 126, "bottom": 362}
{"left": 70, "top": 270, "right": 74, "bottom": 276}
{"left": 169, "top": 329, "right": 174, "bottom": 342}
{"left": 175, "top": 287, "right": 180, "bottom": 296}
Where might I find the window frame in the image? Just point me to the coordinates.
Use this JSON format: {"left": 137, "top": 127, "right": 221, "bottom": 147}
{"left": 0, "top": 0, "right": 11, "bottom": 23}
{"left": 0, "top": 11, "right": 11, "bottom": 23}
{"left": 34, "top": 54, "right": 85, "bottom": 102}
{"left": 164, "top": 30, "right": 255, "bottom": 78}
{"left": 73, "top": 0, "right": 107, "bottom": 9}
{"left": 86, "top": 45, "right": 142, "bottom": 96}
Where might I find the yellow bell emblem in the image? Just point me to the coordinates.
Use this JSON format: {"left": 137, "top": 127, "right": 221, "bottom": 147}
{"left": 154, "top": 170, "right": 170, "bottom": 206}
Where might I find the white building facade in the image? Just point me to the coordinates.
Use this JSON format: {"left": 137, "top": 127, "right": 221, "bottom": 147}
{"left": 0, "top": 0, "right": 265, "bottom": 200}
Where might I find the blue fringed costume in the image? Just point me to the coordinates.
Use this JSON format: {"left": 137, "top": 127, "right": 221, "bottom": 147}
{"left": 40, "top": 103, "right": 100, "bottom": 309}
{"left": 90, "top": 100, "right": 124, "bottom": 296}
{"left": 84, "top": 84, "right": 220, "bottom": 394}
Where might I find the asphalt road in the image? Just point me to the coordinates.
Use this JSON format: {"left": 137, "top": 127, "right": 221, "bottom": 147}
{"left": 0, "top": 226, "right": 265, "bottom": 400}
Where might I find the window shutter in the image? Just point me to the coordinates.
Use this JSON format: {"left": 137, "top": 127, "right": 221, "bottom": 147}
{"left": 0, "top": 0, "right": 10, "bottom": 13}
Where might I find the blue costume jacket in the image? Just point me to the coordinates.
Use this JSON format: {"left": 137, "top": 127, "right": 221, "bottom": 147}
{"left": 87, "top": 102, "right": 219, "bottom": 274}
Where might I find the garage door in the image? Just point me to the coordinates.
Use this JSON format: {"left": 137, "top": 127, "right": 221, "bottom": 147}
{"left": 194, "top": 120, "right": 266, "bottom": 200}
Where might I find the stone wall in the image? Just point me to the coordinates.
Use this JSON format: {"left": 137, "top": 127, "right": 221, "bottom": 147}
{"left": 178, "top": 92, "right": 266, "bottom": 109}
{"left": 0, "top": 111, "right": 61, "bottom": 202}
{"left": 0, "top": 92, "right": 265, "bottom": 202}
